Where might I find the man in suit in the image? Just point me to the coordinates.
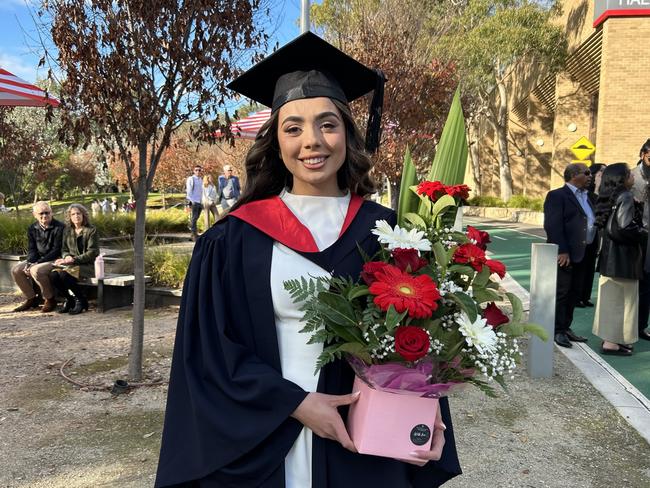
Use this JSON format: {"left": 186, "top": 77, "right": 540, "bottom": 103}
{"left": 544, "top": 162, "right": 597, "bottom": 348}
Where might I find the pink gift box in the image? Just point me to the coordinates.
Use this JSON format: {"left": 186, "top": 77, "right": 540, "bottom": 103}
{"left": 347, "top": 375, "right": 439, "bottom": 462}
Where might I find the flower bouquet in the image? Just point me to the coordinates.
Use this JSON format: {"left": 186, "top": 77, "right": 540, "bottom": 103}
{"left": 284, "top": 181, "right": 545, "bottom": 461}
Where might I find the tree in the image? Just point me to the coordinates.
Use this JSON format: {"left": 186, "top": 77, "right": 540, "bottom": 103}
{"left": 434, "top": 0, "right": 566, "bottom": 201}
{"left": 41, "top": 0, "right": 268, "bottom": 380}
{"left": 311, "top": 0, "right": 457, "bottom": 208}
{"left": 0, "top": 106, "right": 64, "bottom": 211}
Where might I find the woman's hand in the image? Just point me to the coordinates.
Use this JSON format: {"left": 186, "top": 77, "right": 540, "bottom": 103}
{"left": 407, "top": 405, "right": 446, "bottom": 467}
{"left": 291, "top": 391, "right": 360, "bottom": 452}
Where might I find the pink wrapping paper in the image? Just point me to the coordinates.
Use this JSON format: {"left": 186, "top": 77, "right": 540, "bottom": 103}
{"left": 347, "top": 376, "right": 439, "bottom": 462}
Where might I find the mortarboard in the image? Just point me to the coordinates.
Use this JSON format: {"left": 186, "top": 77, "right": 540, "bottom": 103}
{"left": 227, "top": 31, "right": 385, "bottom": 153}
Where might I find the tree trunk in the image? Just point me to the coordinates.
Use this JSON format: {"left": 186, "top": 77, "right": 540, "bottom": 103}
{"left": 389, "top": 179, "right": 399, "bottom": 210}
{"left": 467, "top": 122, "right": 482, "bottom": 196}
{"left": 128, "top": 143, "right": 148, "bottom": 382}
{"left": 495, "top": 80, "right": 513, "bottom": 202}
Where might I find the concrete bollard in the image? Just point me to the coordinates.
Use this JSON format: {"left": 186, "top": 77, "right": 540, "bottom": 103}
{"left": 527, "top": 243, "right": 558, "bottom": 378}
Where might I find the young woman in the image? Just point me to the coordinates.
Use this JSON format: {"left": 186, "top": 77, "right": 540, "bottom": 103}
{"left": 50, "top": 203, "right": 99, "bottom": 314}
{"left": 593, "top": 163, "right": 647, "bottom": 355}
{"left": 155, "top": 33, "right": 460, "bottom": 488}
{"left": 202, "top": 173, "right": 219, "bottom": 228}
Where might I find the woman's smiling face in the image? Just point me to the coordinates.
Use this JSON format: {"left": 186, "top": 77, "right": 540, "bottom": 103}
{"left": 277, "top": 97, "right": 347, "bottom": 196}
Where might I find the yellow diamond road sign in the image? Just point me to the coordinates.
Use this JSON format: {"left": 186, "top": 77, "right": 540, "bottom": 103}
{"left": 571, "top": 136, "right": 595, "bottom": 162}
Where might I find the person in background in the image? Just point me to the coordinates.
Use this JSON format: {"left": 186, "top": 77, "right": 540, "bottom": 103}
{"left": 0, "top": 192, "right": 10, "bottom": 213}
{"left": 49, "top": 204, "right": 100, "bottom": 314}
{"left": 631, "top": 139, "right": 650, "bottom": 341}
{"left": 185, "top": 164, "right": 204, "bottom": 241}
{"left": 576, "top": 163, "right": 607, "bottom": 308}
{"left": 11, "top": 201, "right": 64, "bottom": 313}
{"left": 100, "top": 198, "right": 109, "bottom": 214}
{"left": 593, "top": 163, "right": 646, "bottom": 355}
{"left": 202, "top": 173, "right": 219, "bottom": 228}
{"left": 217, "top": 164, "right": 241, "bottom": 211}
{"left": 543, "top": 162, "right": 594, "bottom": 348}
{"left": 91, "top": 199, "right": 101, "bottom": 217}
{"left": 110, "top": 197, "right": 118, "bottom": 213}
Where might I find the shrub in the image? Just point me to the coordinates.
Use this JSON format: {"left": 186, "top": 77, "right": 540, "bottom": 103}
{"left": 0, "top": 214, "right": 31, "bottom": 254}
{"left": 506, "top": 195, "right": 544, "bottom": 212}
{"left": 92, "top": 208, "right": 192, "bottom": 238}
{"left": 115, "top": 246, "right": 190, "bottom": 288}
{"left": 466, "top": 195, "right": 507, "bottom": 207}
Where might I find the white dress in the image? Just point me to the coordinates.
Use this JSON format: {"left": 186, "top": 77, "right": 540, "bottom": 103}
{"left": 270, "top": 189, "right": 351, "bottom": 488}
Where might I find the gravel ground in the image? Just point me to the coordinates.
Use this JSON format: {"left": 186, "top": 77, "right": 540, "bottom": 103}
{"left": 1, "top": 292, "right": 649, "bottom": 488}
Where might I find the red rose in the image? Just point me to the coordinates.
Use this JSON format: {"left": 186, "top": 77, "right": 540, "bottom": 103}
{"left": 446, "top": 184, "right": 471, "bottom": 201}
{"left": 486, "top": 259, "right": 506, "bottom": 279}
{"left": 453, "top": 243, "right": 486, "bottom": 272}
{"left": 394, "top": 325, "right": 430, "bottom": 362}
{"left": 392, "top": 248, "right": 428, "bottom": 273}
{"left": 482, "top": 302, "right": 509, "bottom": 328}
{"left": 466, "top": 225, "right": 491, "bottom": 251}
{"left": 416, "top": 181, "right": 447, "bottom": 202}
{"left": 361, "top": 261, "right": 389, "bottom": 285}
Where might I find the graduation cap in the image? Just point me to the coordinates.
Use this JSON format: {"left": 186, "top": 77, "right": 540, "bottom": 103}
{"left": 227, "top": 31, "right": 385, "bottom": 153}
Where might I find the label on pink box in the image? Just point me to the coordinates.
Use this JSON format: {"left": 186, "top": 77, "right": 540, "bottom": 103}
{"left": 347, "top": 375, "right": 439, "bottom": 462}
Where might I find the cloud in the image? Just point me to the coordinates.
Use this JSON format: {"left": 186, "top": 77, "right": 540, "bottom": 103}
{"left": 0, "top": 49, "right": 40, "bottom": 81}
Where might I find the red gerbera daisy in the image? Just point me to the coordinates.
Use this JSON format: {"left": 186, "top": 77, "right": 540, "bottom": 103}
{"left": 453, "top": 243, "right": 487, "bottom": 272}
{"left": 368, "top": 264, "right": 441, "bottom": 319}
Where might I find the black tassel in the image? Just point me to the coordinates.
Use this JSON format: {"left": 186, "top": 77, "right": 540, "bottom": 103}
{"left": 365, "top": 69, "right": 386, "bottom": 154}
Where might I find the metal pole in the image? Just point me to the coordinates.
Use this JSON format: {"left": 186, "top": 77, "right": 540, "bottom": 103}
{"left": 527, "top": 243, "right": 558, "bottom": 378}
{"left": 300, "top": 0, "right": 310, "bottom": 33}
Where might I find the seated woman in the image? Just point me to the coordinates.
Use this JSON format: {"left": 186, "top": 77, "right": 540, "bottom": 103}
{"left": 50, "top": 203, "right": 100, "bottom": 314}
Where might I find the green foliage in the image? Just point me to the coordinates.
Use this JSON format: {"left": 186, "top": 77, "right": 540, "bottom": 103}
{"left": 467, "top": 195, "right": 507, "bottom": 207}
{"left": 0, "top": 214, "right": 31, "bottom": 254}
{"left": 423, "top": 88, "right": 468, "bottom": 186}
{"left": 92, "top": 209, "right": 191, "bottom": 237}
{"left": 144, "top": 247, "right": 191, "bottom": 288}
{"left": 506, "top": 195, "right": 544, "bottom": 211}
{"left": 397, "top": 146, "right": 418, "bottom": 227}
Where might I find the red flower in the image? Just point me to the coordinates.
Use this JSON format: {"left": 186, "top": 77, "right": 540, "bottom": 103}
{"left": 466, "top": 225, "right": 491, "bottom": 251}
{"left": 368, "top": 265, "right": 441, "bottom": 319}
{"left": 361, "top": 261, "right": 389, "bottom": 285}
{"left": 394, "top": 326, "right": 430, "bottom": 361}
{"left": 486, "top": 259, "right": 506, "bottom": 279}
{"left": 453, "top": 243, "right": 486, "bottom": 272}
{"left": 416, "top": 181, "right": 447, "bottom": 201}
{"left": 392, "top": 248, "right": 428, "bottom": 273}
{"left": 482, "top": 302, "right": 509, "bottom": 328}
{"left": 446, "top": 184, "right": 471, "bottom": 201}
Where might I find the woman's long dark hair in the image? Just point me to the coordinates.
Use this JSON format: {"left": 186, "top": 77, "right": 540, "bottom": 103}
{"left": 594, "top": 163, "right": 631, "bottom": 228}
{"left": 229, "top": 99, "right": 377, "bottom": 212}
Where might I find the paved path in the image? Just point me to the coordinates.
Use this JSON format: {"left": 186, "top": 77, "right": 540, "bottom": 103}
{"left": 468, "top": 217, "right": 650, "bottom": 443}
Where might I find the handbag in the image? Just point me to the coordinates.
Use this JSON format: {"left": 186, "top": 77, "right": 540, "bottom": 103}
{"left": 606, "top": 204, "right": 627, "bottom": 244}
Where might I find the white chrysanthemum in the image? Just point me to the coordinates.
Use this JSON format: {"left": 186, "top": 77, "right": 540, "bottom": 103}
{"left": 457, "top": 313, "right": 497, "bottom": 355}
{"left": 371, "top": 220, "right": 432, "bottom": 252}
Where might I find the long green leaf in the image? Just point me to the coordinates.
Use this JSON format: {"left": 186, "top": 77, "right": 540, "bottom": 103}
{"left": 317, "top": 292, "right": 357, "bottom": 327}
{"left": 397, "top": 146, "right": 418, "bottom": 226}
{"left": 385, "top": 305, "right": 408, "bottom": 331}
{"left": 449, "top": 292, "right": 478, "bottom": 322}
{"left": 403, "top": 212, "right": 427, "bottom": 229}
{"left": 506, "top": 292, "right": 524, "bottom": 323}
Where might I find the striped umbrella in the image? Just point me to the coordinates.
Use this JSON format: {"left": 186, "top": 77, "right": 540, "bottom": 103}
{"left": 229, "top": 108, "right": 271, "bottom": 140}
{"left": 0, "top": 68, "right": 60, "bottom": 107}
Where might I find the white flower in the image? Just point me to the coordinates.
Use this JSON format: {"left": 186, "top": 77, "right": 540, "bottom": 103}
{"left": 371, "top": 220, "right": 432, "bottom": 252}
{"left": 457, "top": 313, "right": 497, "bottom": 355}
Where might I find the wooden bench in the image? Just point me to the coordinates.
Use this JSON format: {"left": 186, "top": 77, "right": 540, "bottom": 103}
{"left": 80, "top": 273, "right": 151, "bottom": 312}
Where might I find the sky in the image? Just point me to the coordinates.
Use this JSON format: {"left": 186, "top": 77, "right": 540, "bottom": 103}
{"left": 0, "top": 0, "right": 306, "bottom": 86}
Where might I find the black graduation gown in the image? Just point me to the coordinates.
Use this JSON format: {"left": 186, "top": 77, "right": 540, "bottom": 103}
{"left": 155, "top": 196, "right": 462, "bottom": 487}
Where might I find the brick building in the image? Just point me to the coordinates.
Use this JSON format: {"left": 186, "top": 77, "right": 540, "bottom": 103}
{"left": 471, "top": 0, "right": 650, "bottom": 198}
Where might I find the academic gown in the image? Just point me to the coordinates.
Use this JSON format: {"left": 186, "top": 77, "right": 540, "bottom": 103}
{"left": 155, "top": 195, "right": 462, "bottom": 488}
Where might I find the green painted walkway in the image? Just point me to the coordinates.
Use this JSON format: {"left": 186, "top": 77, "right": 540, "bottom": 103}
{"left": 474, "top": 222, "right": 650, "bottom": 400}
